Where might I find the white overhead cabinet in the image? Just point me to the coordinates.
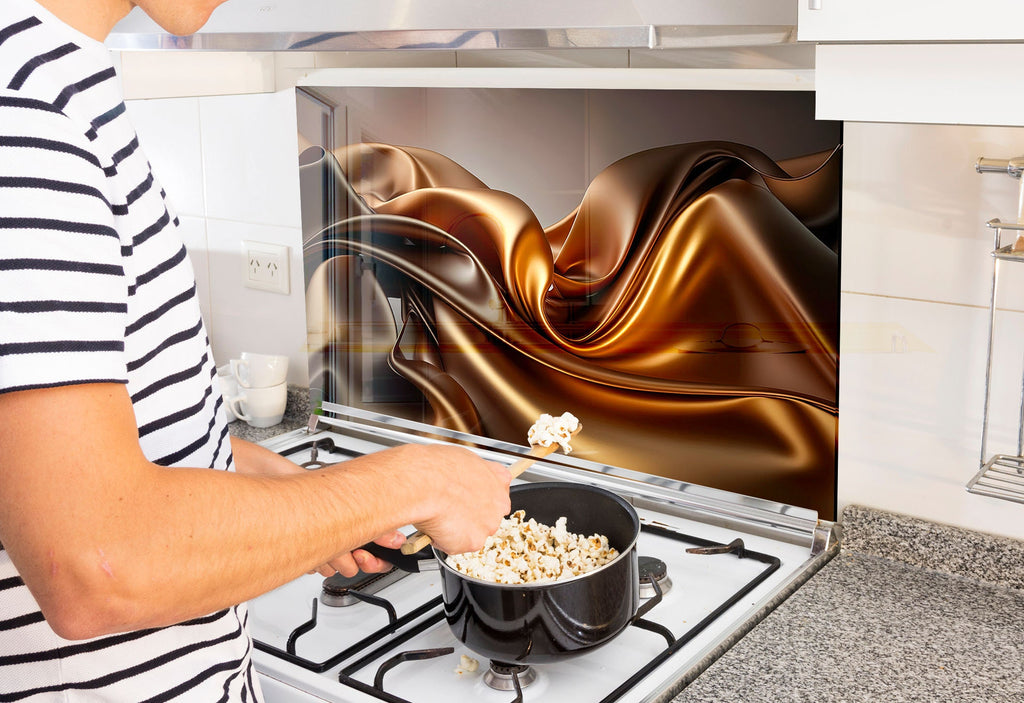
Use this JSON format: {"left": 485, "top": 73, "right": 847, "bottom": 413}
{"left": 800, "top": 0, "right": 1024, "bottom": 126}
{"left": 798, "top": 0, "right": 1024, "bottom": 42}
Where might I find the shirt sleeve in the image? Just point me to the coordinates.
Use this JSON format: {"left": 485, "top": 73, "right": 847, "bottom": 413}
{"left": 0, "top": 92, "right": 129, "bottom": 394}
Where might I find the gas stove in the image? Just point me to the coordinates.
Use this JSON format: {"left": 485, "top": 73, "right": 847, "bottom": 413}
{"left": 248, "top": 410, "right": 837, "bottom": 703}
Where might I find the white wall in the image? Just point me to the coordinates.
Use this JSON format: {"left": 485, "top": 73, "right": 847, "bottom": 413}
{"left": 839, "top": 122, "right": 1024, "bottom": 540}
{"left": 125, "top": 90, "right": 310, "bottom": 385}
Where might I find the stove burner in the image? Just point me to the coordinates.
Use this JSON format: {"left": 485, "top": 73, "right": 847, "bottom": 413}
{"left": 320, "top": 568, "right": 407, "bottom": 607}
{"left": 483, "top": 661, "right": 538, "bottom": 691}
{"left": 638, "top": 555, "right": 673, "bottom": 599}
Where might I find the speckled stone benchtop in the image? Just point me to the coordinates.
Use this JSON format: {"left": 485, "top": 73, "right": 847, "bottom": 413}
{"left": 840, "top": 504, "right": 1024, "bottom": 591}
{"left": 671, "top": 505, "right": 1024, "bottom": 703}
{"left": 227, "top": 384, "right": 311, "bottom": 444}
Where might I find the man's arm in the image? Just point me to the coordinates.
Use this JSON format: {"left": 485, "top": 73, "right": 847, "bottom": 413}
{"left": 0, "top": 382, "right": 510, "bottom": 640}
{"left": 229, "top": 435, "right": 404, "bottom": 576}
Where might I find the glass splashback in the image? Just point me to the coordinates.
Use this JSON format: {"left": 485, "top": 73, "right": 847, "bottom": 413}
{"left": 296, "top": 85, "right": 840, "bottom": 518}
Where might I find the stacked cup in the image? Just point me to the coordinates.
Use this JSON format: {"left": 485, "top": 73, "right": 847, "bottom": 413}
{"left": 223, "top": 352, "right": 289, "bottom": 428}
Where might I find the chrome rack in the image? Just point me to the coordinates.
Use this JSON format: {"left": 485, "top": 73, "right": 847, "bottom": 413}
{"left": 968, "top": 156, "right": 1024, "bottom": 505}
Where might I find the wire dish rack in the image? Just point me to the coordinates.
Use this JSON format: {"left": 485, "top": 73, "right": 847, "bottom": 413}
{"left": 967, "top": 454, "right": 1024, "bottom": 505}
{"left": 969, "top": 160, "right": 1024, "bottom": 505}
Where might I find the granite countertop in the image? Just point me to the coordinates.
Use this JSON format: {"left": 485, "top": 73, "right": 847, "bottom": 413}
{"left": 672, "top": 505, "right": 1024, "bottom": 702}
{"left": 227, "top": 385, "right": 312, "bottom": 444}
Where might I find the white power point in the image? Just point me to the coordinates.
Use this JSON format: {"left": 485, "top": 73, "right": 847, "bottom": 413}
{"left": 242, "top": 240, "right": 290, "bottom": 294}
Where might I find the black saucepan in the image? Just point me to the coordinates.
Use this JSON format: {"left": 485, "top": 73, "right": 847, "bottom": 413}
{"left": 363, "top": 482, "right": 656, "bottom": 664}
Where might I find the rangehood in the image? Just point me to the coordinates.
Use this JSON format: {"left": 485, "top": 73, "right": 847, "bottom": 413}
{"left": 106, "top": 0, "right": 798, "bottom": 52}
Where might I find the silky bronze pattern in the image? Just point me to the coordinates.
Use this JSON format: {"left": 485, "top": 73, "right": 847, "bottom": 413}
{"left": 300, "top": 141, "right": 840, "bottom": 517}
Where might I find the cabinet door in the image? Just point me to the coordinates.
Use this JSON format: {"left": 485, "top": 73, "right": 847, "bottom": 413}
{"left": 815, "top": 43, "right": 1024, "bottom": 126}
{"left": 799, "top": 0, "right": 1024, "bottom": 42}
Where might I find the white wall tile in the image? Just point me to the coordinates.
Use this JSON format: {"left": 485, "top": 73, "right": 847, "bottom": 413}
{"left": 842, "top": 121, "right": 1024, "bottom": 310}
{"left": 276, "top": 52, "right": 459, "bottom": 93}
{"left": 205, "top": 219, "right": 309, "bottom": 385}
{"left": 125, "top": 97, "right": 205, "bottom": 217}
{"left": 119, "top": 52, "right": 275, "bottom": 100}
{"left": 838, "top": 291, "right": 1024, "bottom": 540}
{"left": 199, "top": 90, "right": 303, "bottom": 228}
{"left": 176, "top": 216, "right": 212, "bottom": 333}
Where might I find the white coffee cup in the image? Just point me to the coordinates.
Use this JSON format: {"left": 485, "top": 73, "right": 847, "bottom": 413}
{"left": 231, "top": 352, "right": 288, "bottom": 389}
{"left": 226, "top": 382, "right": 288, "bottom": 428}
{"left": 216, "top": 364, "right": 239, "bottom": 421}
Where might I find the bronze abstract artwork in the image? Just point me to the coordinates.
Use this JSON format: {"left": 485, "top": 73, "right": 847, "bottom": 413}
{"left": 300, "top": 139, "right": 839, "bottom": 517}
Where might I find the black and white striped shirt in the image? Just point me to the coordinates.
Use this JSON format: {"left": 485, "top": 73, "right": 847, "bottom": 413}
{"left": 0, "top": 0, "right": 260, "bottom": 699}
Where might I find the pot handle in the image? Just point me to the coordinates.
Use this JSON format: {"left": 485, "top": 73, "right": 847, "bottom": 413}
{"left": 359, "top": 542, "right": 438, "bottom": 573}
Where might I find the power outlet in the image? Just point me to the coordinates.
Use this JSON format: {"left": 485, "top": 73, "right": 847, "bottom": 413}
{"left": 242, "top": 241, "right": 290, "bottom": 295}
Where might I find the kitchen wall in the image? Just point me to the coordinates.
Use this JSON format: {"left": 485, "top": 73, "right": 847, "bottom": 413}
{"left": 125, "top": 88, "right": 310, "bottom": 386}
{"left": 118, "top": 50, "right": 466, "bottom": 386}
{"left": 840, "top": 122, "right": 1024, "bottom": 540}
{"left": 118, "top": 53, "right": 1024, "bottom": 540}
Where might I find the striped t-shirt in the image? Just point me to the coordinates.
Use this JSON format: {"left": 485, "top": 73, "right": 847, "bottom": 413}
{"left": 0, "top": 0, "right": 261, "bottom": 700}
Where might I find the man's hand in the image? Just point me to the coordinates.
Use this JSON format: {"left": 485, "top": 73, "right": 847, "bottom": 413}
{"left": 230, "top": 435, "right": 512, "bottom": 569}
{"left": 403, "top": 445, "right": 512, "bottom": 556}
{"left": 312, "top": 529, "right": 406, "bottom": 577}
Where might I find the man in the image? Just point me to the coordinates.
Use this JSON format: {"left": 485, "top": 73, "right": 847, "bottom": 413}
{"left": 0, "top": 0, "right": 512, "bottom": 699}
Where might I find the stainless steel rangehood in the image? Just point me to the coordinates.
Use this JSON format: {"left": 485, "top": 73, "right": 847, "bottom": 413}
{"left": 106, "top": 0, "right": 798, "bottom": 52}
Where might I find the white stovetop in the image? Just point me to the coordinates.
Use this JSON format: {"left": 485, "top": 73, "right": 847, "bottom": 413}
{"left": 249, "top": 494, "right": 816, "bottom": 701}
{"left": 246, "top": 425, "right": 831, "bottom": 702}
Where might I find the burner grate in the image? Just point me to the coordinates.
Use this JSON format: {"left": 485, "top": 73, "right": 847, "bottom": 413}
{"left": 596, "top": 526, "right": 780, "bottom": 703}
{"left": 253, "top": 524, "right": 781, "bottom": 703}
{"left": 253, "top": 596, "right": 443, "bottom": 675}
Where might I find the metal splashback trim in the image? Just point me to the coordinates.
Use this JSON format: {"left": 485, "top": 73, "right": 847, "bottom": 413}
{"left": 108, "top": 26, "right": 656, "bottom": 52}
{"left": 305, "top": 402, "right": 831, "bottom": 553}
{"left": 292, "top": 66, "right": 816, "bottom": 92}
{"left": 105, "top": 26, "right": 799, "bottom": 53}
{"left": 107, "top": 0, "right": 798, "bottom": 53}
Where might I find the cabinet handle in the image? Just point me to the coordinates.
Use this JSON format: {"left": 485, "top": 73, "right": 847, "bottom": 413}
{"left": 808, "top": 0, "right": 822, "bottom": 9}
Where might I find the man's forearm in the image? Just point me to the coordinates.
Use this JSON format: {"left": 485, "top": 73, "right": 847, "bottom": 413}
{"left": 71, "top": 448, "right": 424, "bottom": 636}
{"left": 0, "top": 383, "right": 509, "bottom": 640}
{"left": 231, "top": 434, "right": 304, "bottom": 476}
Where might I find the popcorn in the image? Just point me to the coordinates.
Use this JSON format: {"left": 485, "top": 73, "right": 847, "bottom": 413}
{"left": 527, "top": 412, "right": 580, "bottom": 454}
{"left": 453, "top": 654, "right": 479, "bottom": 675}
{"left": 445, "top": 510, "right": 618, "bottom": 584}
